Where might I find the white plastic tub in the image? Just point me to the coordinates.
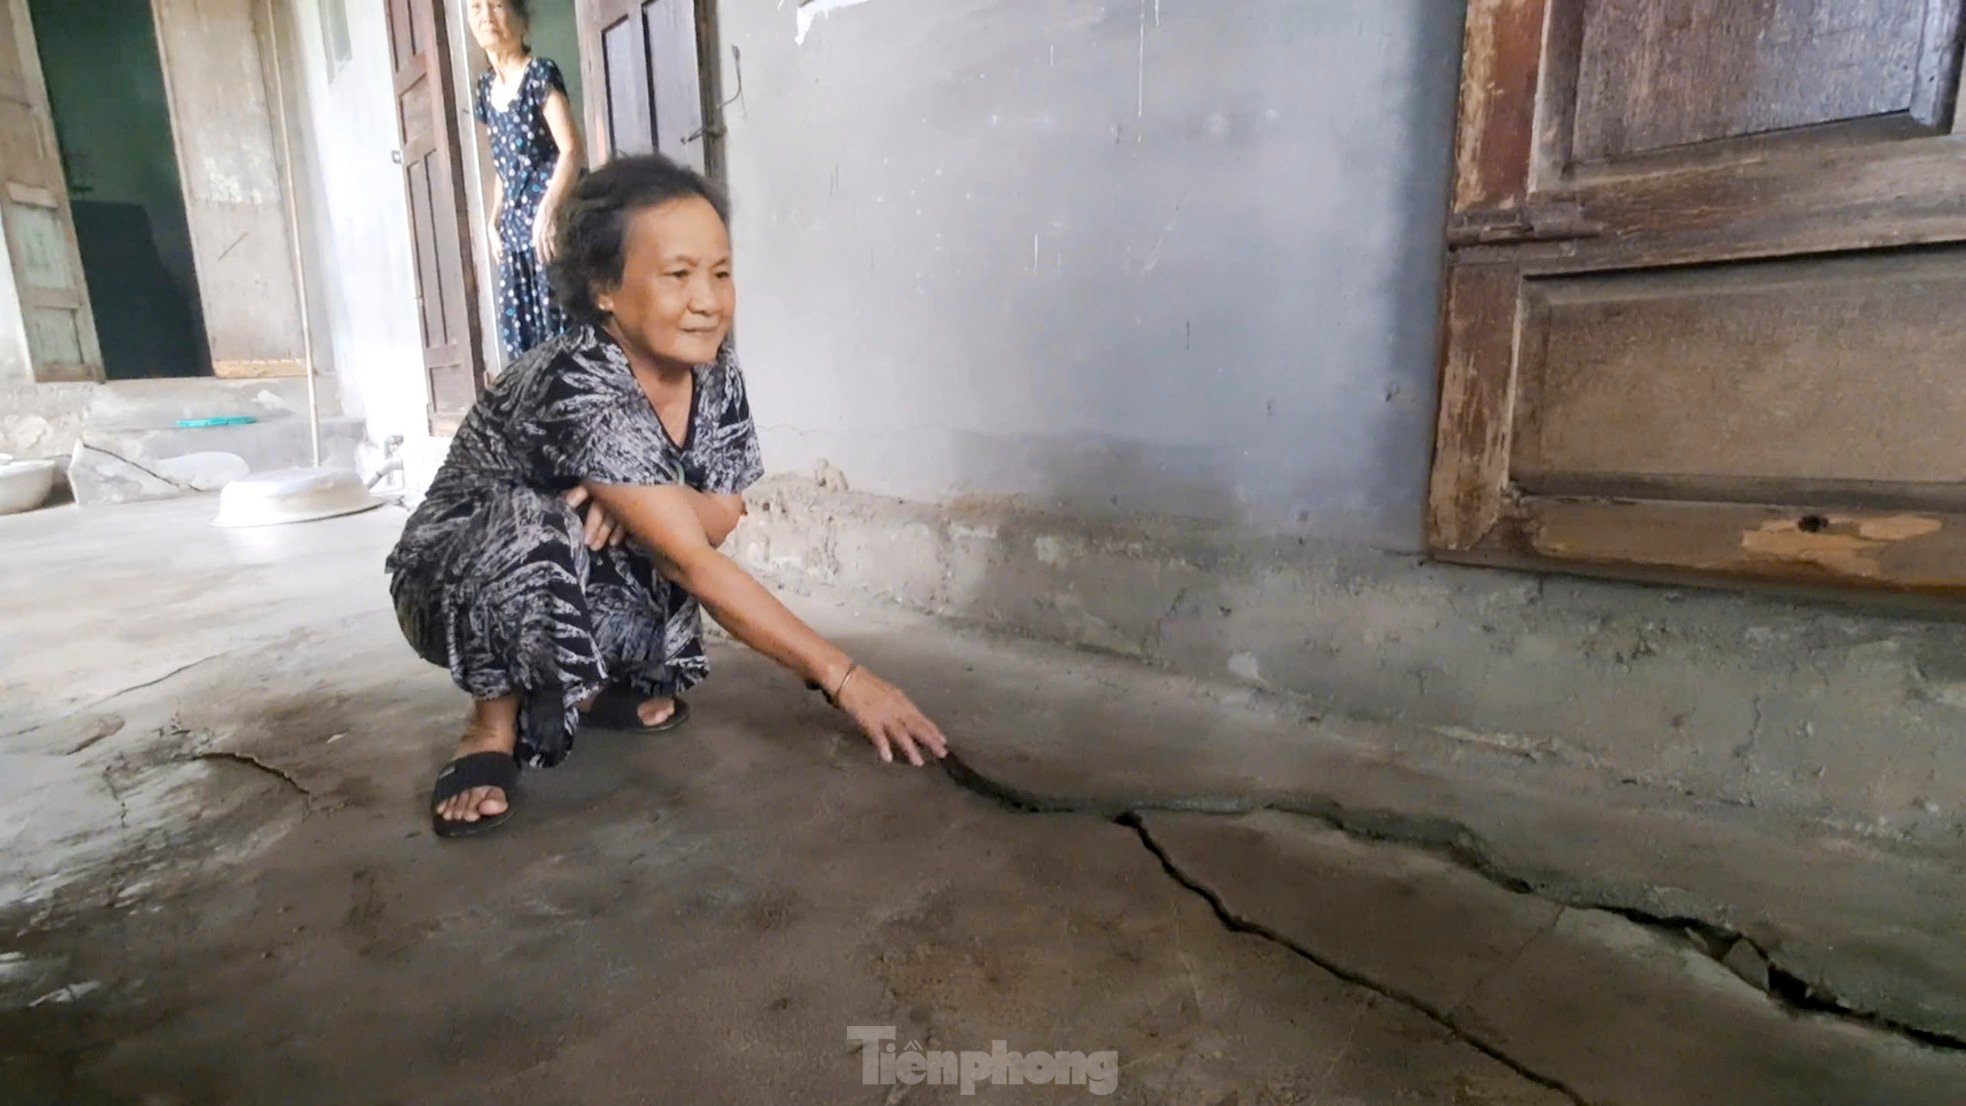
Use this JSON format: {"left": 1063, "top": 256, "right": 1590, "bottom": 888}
{"left": 211, "top": 466, "right": 382, "bottom": 528}
{"left": 0, "top": 458, "right": 56, "bottom": 515}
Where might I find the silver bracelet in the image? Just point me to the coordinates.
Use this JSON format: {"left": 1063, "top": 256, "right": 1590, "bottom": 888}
{"left": 830, "top": 663, "right": 861, "bottom": 708}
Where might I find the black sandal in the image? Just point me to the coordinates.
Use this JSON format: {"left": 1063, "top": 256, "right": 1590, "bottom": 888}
{"left": 430, "top": 750, "right": 519, "bottom": 839}
{"left": 581, "top": 686, "right": 691, "bottom": 733}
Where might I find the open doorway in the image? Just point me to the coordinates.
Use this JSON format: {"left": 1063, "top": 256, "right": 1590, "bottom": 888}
{"left": 380, "top": 0, "right": 591, "bottom": 432}
{"left": 28, "top": 0, "right": 210, "bottom": 380}
{"left": 522, "top": 0, "right": 583, "bottom": 123}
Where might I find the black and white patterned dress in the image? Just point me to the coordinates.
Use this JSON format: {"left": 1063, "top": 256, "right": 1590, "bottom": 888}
{"left": 386, "top": 326, "right": 764, "bottom": 767}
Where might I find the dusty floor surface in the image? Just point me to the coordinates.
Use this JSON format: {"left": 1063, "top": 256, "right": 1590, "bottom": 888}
{"left": 1, "top": 497, "right": 1961, "bottom": 1105}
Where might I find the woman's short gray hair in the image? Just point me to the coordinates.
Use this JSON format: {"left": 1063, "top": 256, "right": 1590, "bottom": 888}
{"left": 548, "top": 155, "right": 731, "bottom": 327}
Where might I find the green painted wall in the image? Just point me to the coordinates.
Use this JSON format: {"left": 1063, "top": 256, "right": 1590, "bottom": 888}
{"left": 31, "top": 0, "right": 197, "bottom": 302}
{"left": 30, "top": 0, "right": 207, "bottom": 377}
{"left": 526, "top": 0, "right": 584, "bottom": 126}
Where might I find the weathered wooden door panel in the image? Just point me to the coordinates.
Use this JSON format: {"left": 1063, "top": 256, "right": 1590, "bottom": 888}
{"left": 597, "top": 0, "right": 653, "bottom": 157}
{"left": 1511, "top": 249, "right": 1966, "bottom": 493}
{"left": 577, "top": 0, "right": 713, "bottom": 174}
{"left": 385, "top": 0, "right": 483, "bottom": 435}
{"left": 151, "top": 0, "right": 306, "bottom": 378}
{"left": 644, "top": 0, "right": 703, "bottom": 169}
{"left": 0, "top": 0, "right": 97, "bottom": 382}
{"left": 1501, "top": 499, "right": 1966, "bottom": 593}
{"left": 1430, "top": 0, "right": 1966, "bottom": 599}
{"left": 1452, "top": 0, "right": 1966, "bottom": 251}
{"left": 1569, "top": 0, "right": 1949, "bottom": 160}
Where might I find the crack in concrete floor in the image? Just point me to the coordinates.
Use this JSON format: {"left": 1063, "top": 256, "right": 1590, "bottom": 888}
{"left": 9, "top": 686, "right": 1954, "bottom": 1105}
{"left": 4, "top": 653, "right": 236, "bottom": 750}
{"left": 930, "top": 759, "right": 1604, "bottom": 1101}
{"left": 3, "top": 745, "right": 1574, "bottom": 1105}
{"left": 7, "top": 499, "right": 1959, "bottom": 1103}
{"left": 180, "top": 749, "right": 312, "bottom": 799}
{"left": 939, "top": 749, "right": 1966, "bottom": 1068}
{"left": 1117, "top": 813, "right": 1593, "bottom": 1106}
{"left": 74, "top": 443, "right": 199, "bottom": 493}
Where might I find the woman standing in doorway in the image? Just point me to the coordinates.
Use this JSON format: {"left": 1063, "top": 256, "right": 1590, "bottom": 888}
{"left": 470, "top": 0, "right": 582, "bottom": 361}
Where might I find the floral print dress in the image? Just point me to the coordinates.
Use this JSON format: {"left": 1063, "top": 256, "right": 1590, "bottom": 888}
{"left": 475, "top": 56, "right": 572, "bottom": 361}
{"left": 386, "top": 327, "right": 764, "bottom": 767}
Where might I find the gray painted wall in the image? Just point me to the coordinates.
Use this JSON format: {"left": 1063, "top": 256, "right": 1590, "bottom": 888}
{"left": 718, "top": 0, "right": 1465, "bottom": 552}
{"left": 715, "top": 3, "right": 1966, "bottom": 840}
{"left": 279, "top": 0, "right": 426, "bottom": 443}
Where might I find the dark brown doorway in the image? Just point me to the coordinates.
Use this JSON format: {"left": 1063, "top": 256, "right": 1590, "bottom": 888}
{"left": 385, "top": 0, "right": 486, "bottom": 435}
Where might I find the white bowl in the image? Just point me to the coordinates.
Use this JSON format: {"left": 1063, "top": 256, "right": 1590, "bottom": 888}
{"left": 211, "top": 467, "right": 383, "bottom": 528}
{"left": 0, "top": 459, "right": 57, "bottom": 515}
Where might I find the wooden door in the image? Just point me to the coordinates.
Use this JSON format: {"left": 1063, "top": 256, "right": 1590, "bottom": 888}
{"left": 1429, "top": 0, "right": 1966, "bottom": 599}
{"left": 575, "top": 0, "right": 718, "bottom": 176}
{"left": 0, "top": 0, "right": 98, "bottom": 383}
{"left": 386, "top": 0, "right": 483, "bottom": 434}
{"left": 151, "top": 0, "right": 305, "bottom": 379}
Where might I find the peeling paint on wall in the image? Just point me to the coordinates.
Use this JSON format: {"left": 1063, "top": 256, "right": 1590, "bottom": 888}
{"left": 794, "top": 0, "right": 879, "bottom": 45}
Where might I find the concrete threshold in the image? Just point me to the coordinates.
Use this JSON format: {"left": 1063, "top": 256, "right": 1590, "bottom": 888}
{"left": 737, "top": 475, "right": 1966, "bottom": 843}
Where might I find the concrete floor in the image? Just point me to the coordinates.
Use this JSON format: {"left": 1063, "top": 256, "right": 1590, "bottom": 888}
{"left": 2, "top": 497, "right": 1963, "bottom": 1104}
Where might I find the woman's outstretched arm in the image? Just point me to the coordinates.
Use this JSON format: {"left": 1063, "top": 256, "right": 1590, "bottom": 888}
{"left": 585, "top": 481, "right": 949, "bottom": 766}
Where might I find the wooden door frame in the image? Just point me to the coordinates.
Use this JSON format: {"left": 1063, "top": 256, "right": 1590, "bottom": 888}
{"left": 574, "top": 0, "right": 727, "bottom": 179}
{"left": 0, "top": 0, "right": 102, "bottom": 383}
{"left": 388, "top": 0, "right": 487, "bottom": 435}
{"left": 1427, "top": 0, "right": 1966, "bottom": 603}
{"left": 691, "top": 0, "right": 726, "bottom": 182}
{"left": 149, "top": 0, "right": 311, "bottom": 379}
{"left": 575, "top": 0, "right": 615, "bottom": 167}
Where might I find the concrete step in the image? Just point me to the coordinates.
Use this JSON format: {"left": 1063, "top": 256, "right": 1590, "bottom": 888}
{"left": 82, "top": 376, "right": 345, "bottom": 426}
{"left": 68, "top": 377, "right": 362, "bottom": 505}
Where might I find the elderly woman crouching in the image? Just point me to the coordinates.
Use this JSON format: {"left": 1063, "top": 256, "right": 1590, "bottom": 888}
{"left": 387, "top": 155, "right": 947, "bottom": 837}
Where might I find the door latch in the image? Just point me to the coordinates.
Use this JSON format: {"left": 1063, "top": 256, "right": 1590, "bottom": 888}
{"left": 1447, "top": 199, "right": 1602, "bottom": 247}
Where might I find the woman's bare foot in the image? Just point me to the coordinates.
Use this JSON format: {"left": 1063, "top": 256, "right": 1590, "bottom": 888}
{"left": 575, "top": 689, "right": 677, "bottom": 728}
{"left": 633, "top": 697, "right": 676, "bottom": 726}
{"left": 435, "top": 697, "right": 518, "bottom": 826}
